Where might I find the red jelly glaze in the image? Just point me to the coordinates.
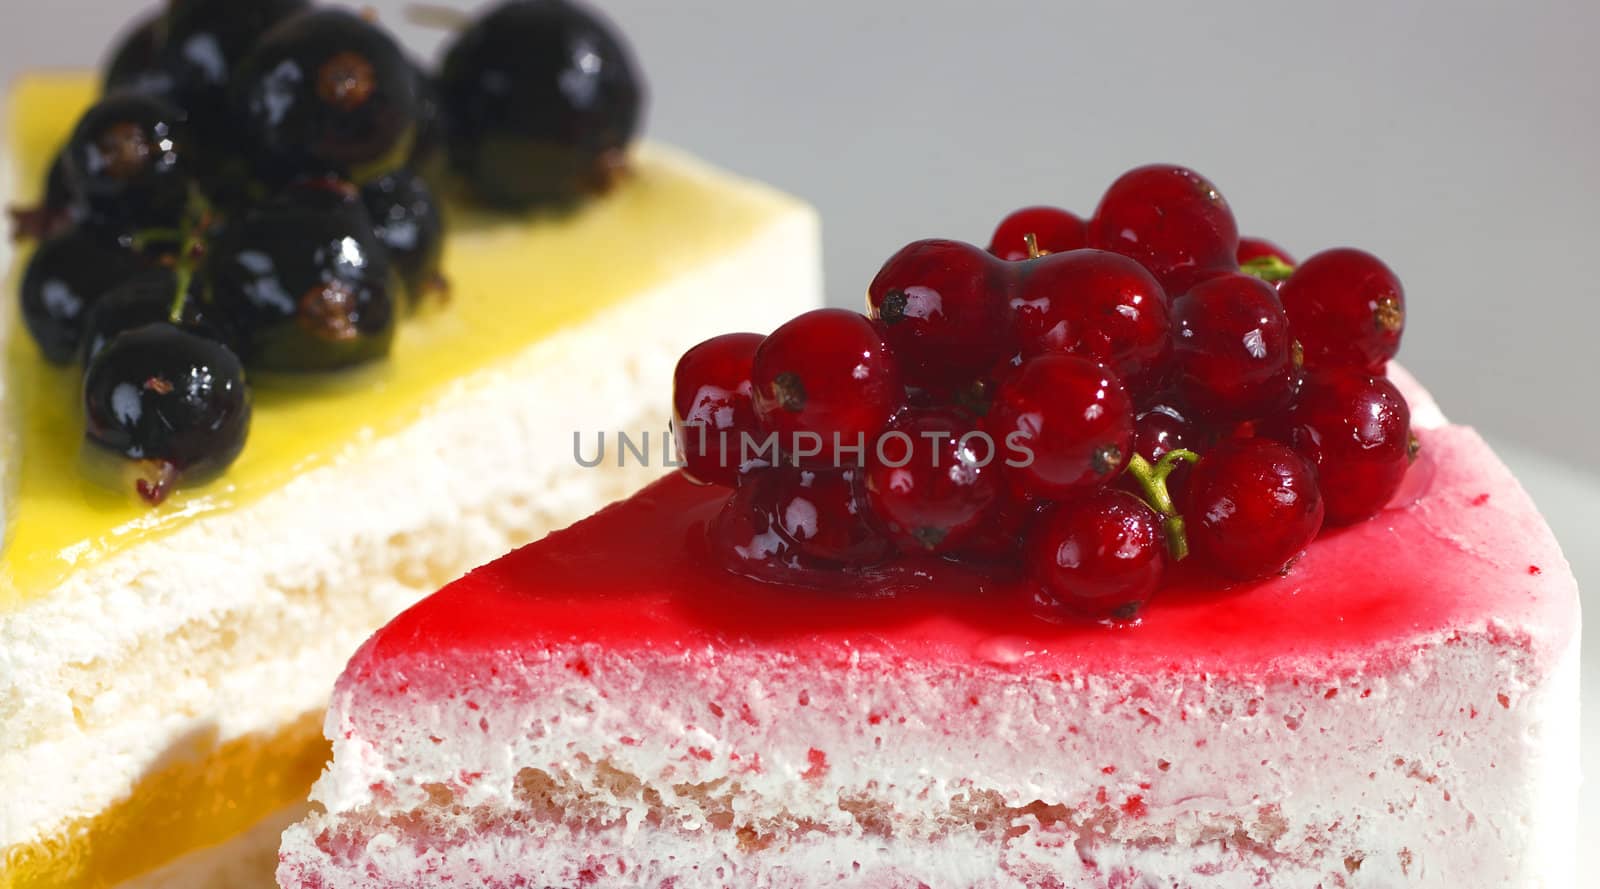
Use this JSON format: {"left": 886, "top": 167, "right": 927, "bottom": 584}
{"left": 356, "top": 424, "right": 1575, "bottom": 685}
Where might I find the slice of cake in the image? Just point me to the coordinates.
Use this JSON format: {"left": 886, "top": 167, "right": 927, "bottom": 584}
{"left": 0, "top": 4, "right": 819, "bottom": 886}
{"left": 280, "top": 169, "right": 1579, "bottom": 888}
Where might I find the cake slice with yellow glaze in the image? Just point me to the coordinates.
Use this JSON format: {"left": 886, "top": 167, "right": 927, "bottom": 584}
{"left": 0, "top": 74, "right": 820, "bottom": 888}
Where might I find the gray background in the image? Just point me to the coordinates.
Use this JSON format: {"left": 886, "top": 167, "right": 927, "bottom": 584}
{"left": 1, "top": 0, "right": 1594, "bottom": 847}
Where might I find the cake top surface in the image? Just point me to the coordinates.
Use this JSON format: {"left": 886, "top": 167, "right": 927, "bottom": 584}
{"left": 0, "top": 75, "right": 808, "bottom": 608}
{"left": 355, "top": 416, "right": 1579, "bottom": 683}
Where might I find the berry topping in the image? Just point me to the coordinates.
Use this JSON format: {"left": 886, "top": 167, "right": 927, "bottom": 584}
{"left": 82, "top": 322, "right": 252, "bottom": 504}
{"left": 164, "top": 0, "right": 312, "bottom": 127}
{"left": 80, "top": 270, "right": 218, "bottom": 366}
{"left": 673, "top": 332, "right": 767, "bottom": 487}
{"left": 1131, "top": 404, "right": 1193, "bottom": 464}
{"left": 1271, "top": 372, "right": 1412, "bottom": 526}
{"left": 772, "top": 468, "right": 894, "bottom": 567}
{"left": 751, "top": 308, "right": 905, "bottom": 465}
{"left": 988, "top": 206, "right": 1088, "bottom": 261}
{"left": 1170, "top": 273, "right": 1299, "bottom": 422}
{"left": 103, "top": 13, "right": 179, "bottom": 102}
{"left": 863, "top": 408, "right": 1002, "bottom": 553}
{"left": 1236, "top": 236, "right": 1296, "bottom": 284}
{"left": 866, "top": 239, "right": 1013, "bottom": 388}
{"left": 205, "top": 187, "right": 398, "bottom": 371}
{"left": 361, "top": 170, "right": 445, "bottom": 305}
{"left": 63, "top": 92, "right": 192, "bottom": 228}
{"left": 985, "top": 354, "right": 1134, "bottom": 499}
{"left": 1027, "top": 489, "right": 1166, "bottom": 622}
{"left": 1089, "top": 164, "right": 1239, "bottom": 296}
{"left": 1011, "top": 248, "right": 1172, "bottom": 395}
{"left": 233, "top": 8, "right": 421, "bottom": 183}
{"left": 20, "top": 225, "right": 157, "bottom": 364}
{"left": 439, "top": 0, "right": 646, "bottom": 209}
{"left": 1185, "top": 439, "right": 1324, "bottom": 580}
{"left": 1277, "top": 248, "right": 1404, "bottom": 373}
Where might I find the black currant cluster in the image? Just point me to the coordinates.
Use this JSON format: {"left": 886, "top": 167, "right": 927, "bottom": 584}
{"left": 13, "top": 0, "right": 646, "bottom": 504}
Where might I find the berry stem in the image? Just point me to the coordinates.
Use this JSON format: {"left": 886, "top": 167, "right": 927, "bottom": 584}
{"left": 166, "top": 189, "right": 213, "bottom": 325}
{"left": 1023, "top": 232, "right": 1047, "bottom": 259}
{"left": 1124, "top": 449, "right": 1200, "bottom": 560}
{"left": 1240, "top": 254, "right": 1296, "bottom": 283}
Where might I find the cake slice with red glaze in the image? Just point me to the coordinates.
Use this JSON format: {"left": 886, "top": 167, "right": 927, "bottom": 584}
{"left": 278, "top": 167, "right": 1581, "bottom": 889}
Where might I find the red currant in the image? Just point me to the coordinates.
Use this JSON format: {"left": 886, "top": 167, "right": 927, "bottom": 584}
{"left": 988, "top": 206, "right": 1088, "bottom": 261}
{"left": 1089, "top": 164, "right": 1239, "bottom": 296}
{"left": 1171, "top": 273, "right": 1299, "bottom": 422}
{"left": 985, "top": 354, "right": 1134, "bottom": 499}
{"left": 1011, "top": 248, "right": 1172, "bottom": 396}
{"left": 863, "top": 408, "right": 1002, "bottom": 553}
{"left": 1132, "top": 404, "right": 1192, "bottom": 463}
{"left": 707, "top": 472, "right": 800, "bottom": 585}
{"left": 771, "top": 467, "right": 894, "bottom": 567}
{"left": 751, "top": 308, "right": 905, "bottom": 465}
{"left": 673, "top": 332, "right": 764, "bottom": 487}
{"left": 1271, "top": 372, "right": 1411, "bottom": 526}
{"left": 1185, "top": 439, "right": 1324, "bottom": 580}
{"left": 866, "top": 239, "right": 1013, "bottom": 388}
{"left": 1277, "top": 248, "right": 1404, "bottom": 374}
{"left": 951, "top": 489, "right": 1051, "bottom": 564}
{"left": 1237, "top": 237, "right": 1295, "bottom": 266}
{"left": 1026, "top": 489, "right": 1165, "bottom": 622}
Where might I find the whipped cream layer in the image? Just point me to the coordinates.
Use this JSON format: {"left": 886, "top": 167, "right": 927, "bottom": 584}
{"left": 0, "top": 187, "right": 821, "bottom": 869}
{"left": 280, "top": 374, "right": 1581, "bottom": 888}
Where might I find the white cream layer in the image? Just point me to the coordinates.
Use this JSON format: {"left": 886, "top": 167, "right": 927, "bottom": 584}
{"left": 0, "top": 195, "right": 822, "bottom": 852}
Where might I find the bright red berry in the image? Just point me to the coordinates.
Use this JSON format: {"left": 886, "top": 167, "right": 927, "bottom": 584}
{"left": 771, "top": 467, "right": 894, "bottom": 567}
{"left": 1131, "top": 404, "right": 1192, "bottom": 463}
{"left": 951, "top": 489, "right": 1051, "bottom": 564}
{"left": 1237, "top": 237, "right": 1295, "bottom": 266}
{"left": 863, "top": 407, "right": 1002, "bottom": 553}
{"left": 866, "top": 239, "right": 1013, "bottom": 389}
{"left": 988, "top": 206, "right": 1088, "bottom": 261}
{"left": 1185, "top": 439, "right": 1324, "bottom": 580}
{"left": 673, "top": 332, "right": 765, "bottom": 486}
{"left": 1272, "top": 372, "right": 1412, "bottom": 526}
{"left": 985, "top": 354, "right": 1134, "bottom": 499}
{"left": 751, "top": 308, "right": 905, "bottom": 465}
{"left": 1089, "top": 164, "right": 1239, "bottom": 296}
{"left": 1278, "top": 248, "right": 1404, "bottom": 374}
{"left": 1026, "top": 489, "right": 1166, "bottom": 622}
{"left": 1171, "top": 273, "right": 1299, "bottom": 422}
{"left": 706, "top": 472, "right": 799, "bottom": 585}
{"left": 1011, "top": 248, "right": 1172, "bottom": 396}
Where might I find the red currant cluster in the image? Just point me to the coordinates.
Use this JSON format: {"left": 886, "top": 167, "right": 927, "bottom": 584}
{"left": 673, "top": 164, "right": 1415, "bottom": 622}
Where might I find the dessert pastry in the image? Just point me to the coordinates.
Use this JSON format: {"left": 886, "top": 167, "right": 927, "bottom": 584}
{"left": 0, "top": 2, "right": 819, "bottom": 886}
{"left": 279, "top": 168, "right": 1579, "bottom": 888}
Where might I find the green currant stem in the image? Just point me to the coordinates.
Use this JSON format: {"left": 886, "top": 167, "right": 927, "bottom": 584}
{"left": 1123, "top": 449, "right": 1201, "bottom": 561}
{"left": 166, "top": 188, "right": 213, "bottom": 325}
{"left": 1240, "top": 254, "right": 1296, "bottom": 283}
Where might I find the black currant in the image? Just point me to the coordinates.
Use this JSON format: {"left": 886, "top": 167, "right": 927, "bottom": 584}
{"left": 439, "top": 0, "right": 646, "bottom": 209}
{"left": 204, "top": 185, "right": 399, "bottom": 371}
{"left": 361, "top": 170, "right": 444, "bottom": 306}
{"left": 62, "top": 92, "right": 192, "bottom": 228}
{"left": 79, "top": 269, "right": 220, "bottom": 366}
{"left": 232, "top": 8, "right": 420, "bottom": 184}
{"left": 20, "top": 225, "right": 157, "bottom": 364}
{"left": 408, "top": 60, "right": 446, "bottom": 176}
{"left": 163, "top": 0, "right": 310, "bottom": 114}
{"left": 83, "top": 322, "right": 251, "bottom": 504}
{"left": 104, "top": 12, "right": 180, "bottom": 103}
{"left": 10, "top": 149, "right": 81, "bottom": 241}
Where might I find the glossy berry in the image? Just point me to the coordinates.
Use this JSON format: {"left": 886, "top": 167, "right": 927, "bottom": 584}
{"left": 20, "top": 226, "right": 154, "bottom": 364}
{"left": 206, "top": 187, "right": 398, "bottom": 371}
{"left": 63, "top": 92, "right": 191, "bottom": 228}
{"left": 82, "top": 323, "right": 251, "bottom": 504}
{"left": 1132, "top": 404, "right": 1192, "bottom": 463}
{"left": 165, "top": 0, "right": 311, "bottom": 125}
{"left": 1027, "top": 489, "right": 1165, "bottom": 622}
{"left": 233, "top": 8, "right": 421, "bottom": 184}
{"left": 10, "top": 150, "right": 80, "bottom": 241}
{"left": 1089, "top": 164, "right": 1239, "bottom": 296}
{"left": 407, "top": 60, "right": 446, "bottom": 174}
{"left": 1272, "top": 372, "right": 1412, "bottom": 526}
{"left": 1278, "top": 248, "right": 1404, "bottom": 373}
{"left": 80, "top": 270, "right": 219, "bottom": 366}
{"left": 988, "top": 206, "right": 1088, "bottom": 261}
{"left": 362, "top": 170, "right": 444, "bottom": 305}
{"left": 751, "top": 309, "right": 905, "bottom": 466}
{"left": 103, "top": 13, "right": 179, "bottom": 101}
{"left": 771, "top": 468, "right": 893, "bottom": 567}
{"left": 863, "top": 408, "right": 1002, "bottom": 553}
{"left": 985, "top": 354, "right": 1134, "bottom": 499}
{"left": 1171, "top": 273, "right": 1298, "bottom": 422}
{"left": 673, "top": 332, "right": 767, "bottom": 487}
{"left": 1185, "top": 439, "right": 1324, "bottom": 580}
{"left": 951, "top": 489, "right": 1051, "bottom": 564}
{"left": 439, "top": 0, "right": 646, "bottom": 209}
{"left": 1012, "top": 248, "right": 1172, "bottom": 395}
{"left": 1237, "top": 237, "right": 1295, "bottom": 266}
{"left": 866, "top": 239, "right": 1013, "bottom": 388}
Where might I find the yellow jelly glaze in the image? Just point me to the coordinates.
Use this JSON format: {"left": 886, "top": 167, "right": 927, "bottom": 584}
{"left": 2, "top": 74, "right": 785, "bottom": 609}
